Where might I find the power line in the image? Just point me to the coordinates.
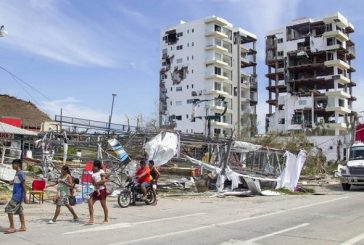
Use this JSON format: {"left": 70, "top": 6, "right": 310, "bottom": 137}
{"left": 0, "top": 65, "right": 52, "bottom": 101}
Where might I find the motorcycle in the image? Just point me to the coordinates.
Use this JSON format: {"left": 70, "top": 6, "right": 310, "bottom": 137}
{"left": 117, "top": 177, "right": 155, "bottom": 208}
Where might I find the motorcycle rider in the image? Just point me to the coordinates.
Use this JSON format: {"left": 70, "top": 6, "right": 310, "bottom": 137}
{"left": 135, "top": 160, "right": 151, "bottom": 201}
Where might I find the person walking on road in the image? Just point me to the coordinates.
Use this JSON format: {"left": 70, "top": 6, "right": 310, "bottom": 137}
{"left": 47, "top": 165, "right": 78, "bottom": 224}
{"left": 86, "top": 160, "right": 108, "bottom": 225}
{"left": 4, "top": 159, "right": 28, "bottom": 234}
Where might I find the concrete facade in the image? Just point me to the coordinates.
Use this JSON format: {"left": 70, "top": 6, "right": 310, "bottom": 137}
{"left": 265, "top": 13, "right": 356, "bottom": 136}
{"left": 159, "top": 16, "right": 257, "bottom": 138}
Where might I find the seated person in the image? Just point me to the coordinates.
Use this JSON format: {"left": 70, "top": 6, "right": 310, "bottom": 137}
{"left": 149, "top": 160, "right": 160, "bottom": 206}
{"left": 135, "top": 160, "right": 151, "bottom": 200}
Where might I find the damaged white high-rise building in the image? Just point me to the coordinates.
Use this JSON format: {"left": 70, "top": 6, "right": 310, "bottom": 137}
{"left": 159, "top": 16, "right": 257, "bottom": 138}
{"left": 265, "top": 12, "right": 356, "bottom": 136}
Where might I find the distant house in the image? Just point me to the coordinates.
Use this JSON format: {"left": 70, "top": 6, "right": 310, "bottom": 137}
{"left": 0, "top": 94, "right": 51, "bottom": 132}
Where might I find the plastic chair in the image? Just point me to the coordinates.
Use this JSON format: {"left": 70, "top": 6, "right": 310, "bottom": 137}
{"left": 29, "top": 179, "right": 46, "bottom": 204}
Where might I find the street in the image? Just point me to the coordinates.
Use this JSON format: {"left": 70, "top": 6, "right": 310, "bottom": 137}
{"left": 1, "top": 186, "right": 364, "bottom": 245}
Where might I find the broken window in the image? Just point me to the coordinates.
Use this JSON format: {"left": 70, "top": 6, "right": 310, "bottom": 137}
{"left": 172, "top": 66, "right": 188, "bottom": 85}
{"left": 278, "top": 105, "right": 284, "bottom": 110}
{"left": 187, "top": 99, "right": 194, "bottom": 104}
{"left": 278, "top": 118, "right": 285, "bottom": 124}
{"left": 164, "top": 29, "right": 178, "bottom": 45}
{"left": 214, "top": 25, "right": 222, "bottom": 32}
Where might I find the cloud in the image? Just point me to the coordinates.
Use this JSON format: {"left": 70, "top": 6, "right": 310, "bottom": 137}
{"left": 116, "top": 5, "right": 154, "bottom": 28}
{"left": 40, "top": 97, "right": 134, "bottom": 125}
{"left": 41, "top": 97, "right": 110, "bottom": 122}
{"left": 0, "top": 0, "right": 116, "bottom": 67}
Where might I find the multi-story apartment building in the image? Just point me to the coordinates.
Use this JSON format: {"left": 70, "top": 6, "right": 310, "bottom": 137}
{"left": 159, "top": 16, "right": 257, "bottom": 138}
{"left": 265, "top": 12, "right": 356, "bottom": 136}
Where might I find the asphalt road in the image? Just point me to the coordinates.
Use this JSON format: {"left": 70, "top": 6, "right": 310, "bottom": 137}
{"left": 1, "top": 186, "right": 364, "bottom": 245}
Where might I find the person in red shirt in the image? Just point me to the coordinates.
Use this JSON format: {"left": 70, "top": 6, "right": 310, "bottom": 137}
{"left": 135, "top": 160, "right": 151, "bottom": 200}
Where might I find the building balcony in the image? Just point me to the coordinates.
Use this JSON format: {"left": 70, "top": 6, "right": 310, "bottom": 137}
{"left": 324, "top": 44, "right": 342, "bottom": 51}
{"left": 206, "top": 30, "right": 228, "bottom": 39}
{"left": 205, "top": 59, "right": 230, "bottom": 68}
{"left": 323, "top": 13, "right": 350, "bottom": 29}
{"left": 325, "top": 90, "right": 351, "bottom": 99}
{"left": 206, "top": 74, "right": 232, "bottom": 84}
{"left": 205, "top": 45, "right": 229, "bottom": 53}
{"left": 325, "top": 74, "right": 350, "bottom": 85}
{"left": 241, "top": 57, "right": 257, "bottom": 67}
{"left": 324, "top": 59, "right": 350, "bottom": 70}
{"left": 211, "top": 121, "right": 233, "bottom": 128}
{"left": 204, "top": 16, "right": 230, "bottom": 26}
{"left": 211, "top": 105, "right": 232, "bottom": 114}
{"left": 206, "top": 89, "right": 233, "bottom": 99}
{"left": 325, "top": 106, "right": 351, "bottom": 114}
{"left": 323, "top": 30, "right": 349, "bottom": 42}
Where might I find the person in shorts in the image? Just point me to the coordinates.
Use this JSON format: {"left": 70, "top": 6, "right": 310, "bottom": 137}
{"left": 86, "top": 160, "right": 108, "bottom": 225}
{"left": 4, "top": 159, "right": 28, "bottom": 234}
{"left": 135, "top": 160, "right": 151, "bottom": 201}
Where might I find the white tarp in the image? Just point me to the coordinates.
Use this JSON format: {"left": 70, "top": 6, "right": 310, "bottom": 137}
{"left": 276, "top": 150, "right": 307, "bottom": 191}
{"left": 144, "top": 132, "right": 179, "bottom": 166}
{"left": 186, "top": 156, "right": 276, "bottom": 192}
{"left": 0, "top": 164, "right": 16, "bottom": 181}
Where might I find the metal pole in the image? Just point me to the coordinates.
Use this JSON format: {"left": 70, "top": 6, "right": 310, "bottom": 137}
{"left": 235, "top": 32, "right": 241, "bottom": 138}
{"left": 107, "top": 93, "right": 117, "bottom": 135}
{"left": 60, "top": 108, "right": 63, "bottom": 131}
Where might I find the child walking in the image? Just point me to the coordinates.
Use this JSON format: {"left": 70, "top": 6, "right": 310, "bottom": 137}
{"left": 4, "top": 159, "right": 28, "bottom": 234}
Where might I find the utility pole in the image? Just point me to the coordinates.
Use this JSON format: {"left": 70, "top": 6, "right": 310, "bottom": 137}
{"left": 234, "top": 31, "right": 241, "bottom": 138}
{"left": 107, "top": 93, "right": 117, "bottom": 135}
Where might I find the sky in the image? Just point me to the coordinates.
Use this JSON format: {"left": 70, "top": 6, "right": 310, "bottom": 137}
{"left": 0, "top": 0, "right": 363, "bottom": 133}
